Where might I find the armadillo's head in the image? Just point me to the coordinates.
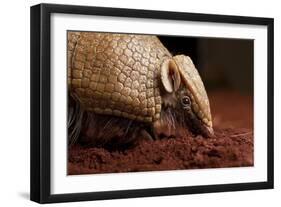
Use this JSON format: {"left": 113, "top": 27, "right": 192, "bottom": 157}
{"left": 160, "top": 55, "right": 214, "bottom": 137}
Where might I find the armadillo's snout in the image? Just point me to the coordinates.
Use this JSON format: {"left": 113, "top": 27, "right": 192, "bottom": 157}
{"left": 201, "top": 124, "right": 214, "bottom": 137}
{"left": 183, "top": 107, "right": 214, "bottom": 138}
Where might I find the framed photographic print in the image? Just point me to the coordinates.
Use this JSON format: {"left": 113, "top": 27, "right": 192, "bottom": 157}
{"left": 30, "top": 3, "right": 274, "bottom": 203}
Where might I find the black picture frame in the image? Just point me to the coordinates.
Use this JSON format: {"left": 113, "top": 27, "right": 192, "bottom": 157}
{"left": 30, "top": 3, "right": 274, "bottom": 204}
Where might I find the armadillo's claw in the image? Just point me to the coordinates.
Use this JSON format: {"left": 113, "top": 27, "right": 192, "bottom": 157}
{"left": 140, "top": 129, "right": 155, "bottom": 141}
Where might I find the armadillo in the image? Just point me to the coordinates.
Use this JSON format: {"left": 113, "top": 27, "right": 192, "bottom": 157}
{"left": 68, "top": 31, "right": 213, "bottom": 146}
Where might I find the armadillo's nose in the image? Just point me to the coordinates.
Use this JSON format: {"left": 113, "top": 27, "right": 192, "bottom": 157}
{"left": 205, "top": 125, "right": 214, "bottom": 137}
{"left": 185, "top": 109, "right": 214, "bottom": 138}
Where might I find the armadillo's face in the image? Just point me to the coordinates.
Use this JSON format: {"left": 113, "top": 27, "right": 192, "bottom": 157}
{"left": 160, "top": 55, "right": 214, "bottom": 137}
{"left": 176, "top": 88, "right": 213, "bottom": 137}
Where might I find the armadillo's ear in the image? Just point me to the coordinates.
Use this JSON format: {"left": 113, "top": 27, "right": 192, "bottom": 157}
{"left": 161, "top": 58, "right": 181, "bottom": 93}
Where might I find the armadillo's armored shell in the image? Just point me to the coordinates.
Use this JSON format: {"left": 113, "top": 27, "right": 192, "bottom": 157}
{"left": 68, "top": 32, "right": 171, "bottom": 122}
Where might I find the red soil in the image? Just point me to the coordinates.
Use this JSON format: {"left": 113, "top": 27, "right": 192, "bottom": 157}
{"left": 68, "top": 90, "right": 253, "bottom": 175}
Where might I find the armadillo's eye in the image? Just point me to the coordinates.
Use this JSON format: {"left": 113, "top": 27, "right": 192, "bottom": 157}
{"left": 181, "top": 96, "right": 191, "bottom": 107}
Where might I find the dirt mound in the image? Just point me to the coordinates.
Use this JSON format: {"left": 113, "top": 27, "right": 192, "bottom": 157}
{"left": 68, "top": 90, "right": 254, "bottom": 175}
{"left": 68, "top": 127, "right": 253, "bottom": 175}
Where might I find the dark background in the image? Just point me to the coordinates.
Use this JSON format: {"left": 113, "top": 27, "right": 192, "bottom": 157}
{"left": 159, "top": 36, "right": 254, "bottom": 95}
